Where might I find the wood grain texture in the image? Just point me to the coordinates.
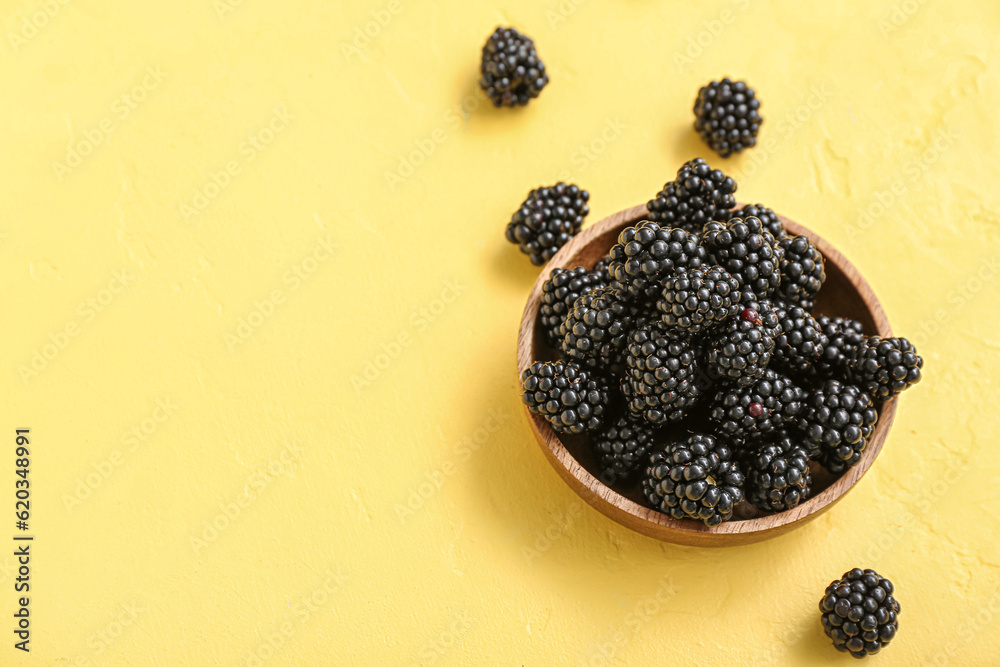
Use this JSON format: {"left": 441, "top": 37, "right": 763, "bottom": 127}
{"left": 516, "top": 204, "right": 898, "bottom": 548}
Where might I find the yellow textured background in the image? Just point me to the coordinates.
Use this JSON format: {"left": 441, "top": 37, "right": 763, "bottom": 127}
{"left": 2, "top": 0, "right": 999, "bottom": 664}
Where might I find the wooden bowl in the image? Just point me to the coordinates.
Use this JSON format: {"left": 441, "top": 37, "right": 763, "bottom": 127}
{"left": 516, "top": 204, "right": 897, "bottom": 547}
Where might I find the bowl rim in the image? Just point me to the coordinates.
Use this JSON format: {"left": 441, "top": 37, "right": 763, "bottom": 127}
{"left": 516, "top": 203, "right": 899, "bottom": 546}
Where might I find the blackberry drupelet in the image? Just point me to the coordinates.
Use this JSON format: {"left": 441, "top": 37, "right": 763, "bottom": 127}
{"left": 801, "top": 380, "right": 879, "bottom": 473}
{"left": 708, "top": 369, "right": 806, "bottom": 439}
{"left": 560, "top": 286, "right": 633, "bottom": 372}
{"left": 479, "top": 27, "right": 548, "bottom": 108}
{"left": 820, "top": 568, "right": 900, "bottom": 658}
{"left": 815, "top": 316, "right": 866, "bottom": 378}
{"left": 693, "top": 78, "right": 763, "bottom": 158}
{"left": 772, "top": 305, "right": 825, "bottom": 375}
{"left": 704, "top": 305, "right": 781, "bottom": 388}
{"left": 520, "top": 360, "right": 609, "bottom": 435}
{"left": 657, "top": 265, "right": 741, "bottom": 335}
{"left": 623, "top": 321, "right": 703, "bottom": 425}
{"left": 776, "top": 234, "right": 826, "bottom": 310}
{"left": 646, "top": 158, "right": 738, "bottom": 234}
{"left": 592, "top": 416, "right": 659, "bottom": 484}
{"left": 642, "top": 434, "right": 744, "bottom": 527}
{"left": 848, "top": 337, "right": 923, "bottom": 400}
{"left": 607, "top": 220, "right": 707, "bottom": 300}
{"left": 731, "top": 203, "right": 784, "bottom": 240}
{"left": 744, "top": 432, "right": 812, "bottom": 512}
{"left": 538, "top": 266, "right": 608, "bottom": 346}
{"left": 701, "top": 216, "right": 782, "bottom": 298}
{"left": 505, "top": 183, "right": 589, "bottom": 266}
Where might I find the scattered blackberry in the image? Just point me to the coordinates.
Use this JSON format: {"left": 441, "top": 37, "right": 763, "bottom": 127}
{"left": 560, "top": 286, "right": 633, "bottom": 372}
{"left": 820, "top": 568, "right": 900, "bottom": 658}
{"left": 776, "top": 235, "right": 826, "bottom": 310}
{"left": 505, "top": 183, "right": 589, "bottom": 266}
{"left": 646, "top": 158, "right": 738, "bottom": 234}
{"left": 704, "top": 305, "right": 781, "bottom": 388}
{"left": 848, "top": 337, "right": 923, "bottom": 400}
{"left": 520, "top": 360, "right": 609, "bottom": 435}
{"left": 772, "top": 305, "right": 825, "bottom": 375}
{"left": 801, "top": 380, "right": 879, "bottom": 473}
{"left": 607, "top": 220, "right": 707, "bottom": 300}
{"left": 623, "top": 321, "right": 703, "bottom": 425}
{"left": 643, "top": 434, "right": 744, "bottom": 527}
{"left": 479, "top": 27, "right": 548, "bottom": 108}
{"left": 538, "top": 266, "right": 608, "bottom": 346}
{"left": 701, "top": 216, "right": 782, "bottom": 298}
{"left": 744, "top": 432, "right": 812, "bottom": 512}
{"left": 693, "top": 78, "right": 763, "bottom": 158}
{"left": 731, "top": 203, "right": 784, "bottom": 240}
{"left": 708, "top": 369, "right": 806, "bottom": 439}
{"left": 592, "top": 416, "right": 658, "bottom": 484}
{"left": 657, "top": 265, "right": 741, "bottom": 335}
{"left": 815, "top": 316, "right": 866, "bottom": 378}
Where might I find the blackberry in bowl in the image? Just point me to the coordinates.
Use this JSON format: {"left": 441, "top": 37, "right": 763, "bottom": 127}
{"left": 516, "top": 199, "right": 912, "bottom": 546}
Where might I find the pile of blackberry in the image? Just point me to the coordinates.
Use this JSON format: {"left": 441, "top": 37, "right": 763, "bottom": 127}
{"left": 520, "top": 159, "right": 924, "bottom": 528}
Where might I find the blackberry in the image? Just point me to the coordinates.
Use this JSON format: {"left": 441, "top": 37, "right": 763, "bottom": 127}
{"left": 776, "top": 235, "right": 826, "bottom": 310}
{"left": 772, "top": 305, "right": 825, "bottom": 375}
{"left": 708, "top": 369, "right": 806, "bottom": 439}
{"left": 643, "top": 434, "right": 744, "bottom": 527}
{"left": 538, "top": 266, "right": 608, "bottom": 347}
{"left": 731, "top": 203, "right": 784, "bottom": 239}
{"left": 704, "top": 305, "right": 781, "bottom": 388}
{"left": 592, "top": 416, "right": 659, "bottom": 484}
{"left": 479, "top": 27, "right": 548, "bottom": 108}
{"left": 815, "top": 316, "right": 866, "bottom": 378}
{"left": 693, "top": 78, "right": 762, "bottom": 158}
{"left": 656, "top": 265, "right": 741, "bottom": 335}
{"left": 607, "top": 220, "right": 707, "bottom": 300}
{"left": 820, "top": 568, "right": 900, "bottom": 658}
{"left": 505, "top": 183, "right": 589, "bottom": 266}
{"left": 848, "top": 337, "right": 923, "bottom": 400}
{"left": 646, "top": 158, "right": 738, "bottom": 234}
{"left": 801, "top": 380, "right": 879, "bottom": 474}
{"left": 701, "top": 216, "right": 782, "bottom": 298}
{"left": 520, "top": 360, "right": 609, "bottom": 435}
{"left": 623, "top": 321, "right": 703, "bottom": 425}
{"left": 560, "top": 286, "right": 633, "bottom": 372}
{"left": 744, "top": 432, "right": 812, "bottom": 512}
